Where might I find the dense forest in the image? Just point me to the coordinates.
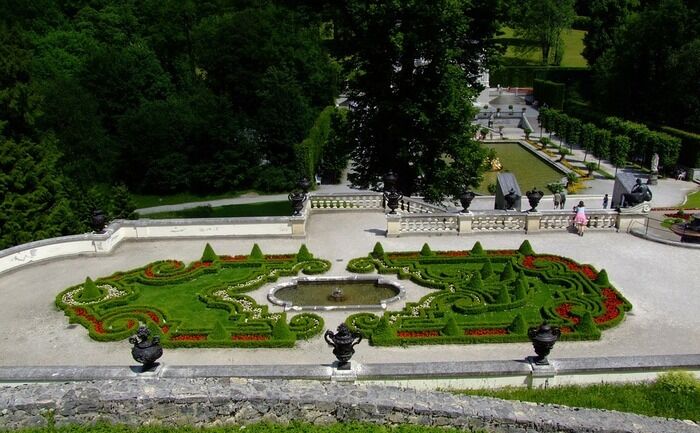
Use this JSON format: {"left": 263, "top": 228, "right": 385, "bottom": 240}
{"left": 1, "top": 0, "right": 698, "bottom": 249}
{"left": 0, "top": 0, "right": 341, "bottom": 247}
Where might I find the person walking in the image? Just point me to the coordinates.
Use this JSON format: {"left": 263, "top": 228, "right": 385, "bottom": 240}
{"left": 553, "top": 191, "right": 561, "bottom": 209}
{"left": 560, "top": 189, "right": 567, "bottom": 209}
{"left": 574, "top": 200, "right": 588, "bottom": 236}
{"left": 603, "top": 194, "right": 609, "bottom": 209}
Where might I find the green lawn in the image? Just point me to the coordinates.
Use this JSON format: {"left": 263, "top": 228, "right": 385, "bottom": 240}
{"left": 453, "top": 371, "right": 700, "bottom": 422}
{"left": 478, "top": 142, "right": 565, "bottom": 194}
{"left": 132, "top": 191, "right": 250, "bottom": 209}
{"left": 142, "top": 201, "right": 291, "bottom": 219}
{"left": 497, "top": 27, "right": 588, "bottom": 67}
{"left": 681, "top": 190, "right": 700, "bottom": 209}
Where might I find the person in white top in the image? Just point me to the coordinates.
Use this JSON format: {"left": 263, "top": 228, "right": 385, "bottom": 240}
{"left": 573, "top": 201, "right": 588, "bottom": 236}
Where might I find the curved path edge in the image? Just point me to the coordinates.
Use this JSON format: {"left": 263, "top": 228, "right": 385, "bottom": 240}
{"left": 1, "top": 378, "right": 698, "bottom": 433}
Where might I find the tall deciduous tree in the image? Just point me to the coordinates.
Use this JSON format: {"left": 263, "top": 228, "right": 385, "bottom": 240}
{"left": 512, "top": 0, "right": 576, "bottom": 65}
{"left": 582, "top": 0, "right": 638, "bottom": 66}
{"left": 330, "top": 0, "right": 505, "bottom": 201}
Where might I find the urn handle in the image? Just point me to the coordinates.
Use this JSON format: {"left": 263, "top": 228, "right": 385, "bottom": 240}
{"left": 352, "top": 333, "right": 363, "bottom": 347}
{"left": 324, "top": 330, "right": 336, "bottom": 348}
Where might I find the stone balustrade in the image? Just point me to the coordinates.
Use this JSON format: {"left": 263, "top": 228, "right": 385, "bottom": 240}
{"left": 387, "top": 208, "right": 642, "bottom": 237}
{"left": 309, "top": 193, "right": 383, "bottom": 210}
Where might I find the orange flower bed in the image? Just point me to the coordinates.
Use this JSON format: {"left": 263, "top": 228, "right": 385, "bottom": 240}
{"left": 231, "top": 334, "right": 269, "bottom": 341}
{"left": 465, "top": 328, "right": 508, "bottom": 336}
{"left": 397, "top": 330, "right": 440, "bottom": 338}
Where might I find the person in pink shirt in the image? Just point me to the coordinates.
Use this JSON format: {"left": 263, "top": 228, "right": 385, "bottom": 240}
{"left": 574, "top": 201, "right": 588, "bottom": 236}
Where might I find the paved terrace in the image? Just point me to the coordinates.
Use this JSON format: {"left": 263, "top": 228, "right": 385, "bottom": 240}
{"left": 1, "top": 209, "right": 699, "bottom": 367}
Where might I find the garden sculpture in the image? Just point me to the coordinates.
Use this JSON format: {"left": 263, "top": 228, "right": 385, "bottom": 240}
{"left": 383, "top": 171, "right": 403, "bottom": 214}
{"left": 91, "top": 209, "right": 107, "bottom": 233}
{"left": 325, "top": 323, "right": 362, "bottom": 370}
{"left": 525, "top": 188, "right": 544, "bottom": 212}
{"left": 459, "top": 190, "right": 476, "bottom": 213}
{"left": 620, "top": 178, "right": 652, "bottom": 208}
{"left": 129, "top": 325, "right": 163, "bottom": 371}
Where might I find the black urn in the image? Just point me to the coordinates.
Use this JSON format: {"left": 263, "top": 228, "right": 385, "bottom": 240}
{"left": 288, "top": 192, "right": 306, "bottom": 216}
{"left": 459, "top": 191, "right": 476, "bottom": 212}
{"left": 298, "top": 177, "right": 312, "bottom": 194}
{"left": 527, "top": 322, "right": 561, "bottom": 365}
{"left": 324, "top": 323, "right": 362, "bottom": 369}
{"left": 384, "top": 190, "right": 403, "bottom": 214}
{"left": 91, "top": 209, "right": 107, "bottom": 233}
{"left": 504, "top": 188, "right": 519, "bottom": 210}
{"left": 525, "top": 188, "right": 544, "bottom": 212}
{"left": 129, "top": 326, "right": 163, "bottom": 371}
{"left": 383, "top": 171, "right": 398, "bottom": 192}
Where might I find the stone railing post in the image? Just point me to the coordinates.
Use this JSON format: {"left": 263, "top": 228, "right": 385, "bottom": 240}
{"left": 525, "top": 212, "right": 541, "bottom": 233}
{"left": 458, "top": 213, "right": 473, "bottom": 235}
{"left": 386, "top": 214, "right": 401, "bottom": 237}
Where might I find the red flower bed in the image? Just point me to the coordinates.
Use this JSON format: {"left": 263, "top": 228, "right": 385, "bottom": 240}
{"left": 171, "top": 334, "right": 207, "bottom": 341}
{"left": 465, "top": 328, "right": 508, "bottom": 336}
{"left": 560, "top": 326, "right": 573, "bottom": 334}
{"left": 397, "top": 330, "right": 440, "bottom": 338}
{"left": 595, "top": 288, "right": 624, "bottom": 324}
{"left": 170, "top": 260, "right": 182, "bottom": 269}
{"left": 126, "top": 320, "right": 136, "bottom": 329}
{"left": 265, "top": 254, "right": 295, "bottom": 260}
{"left": 522, "top": 256, "right": 536, "bottom": 269}
{"left": 73, "top": 307, "right": 105, "bottom": 334}
{"left": 438, "top": 251, "right": 470, "bottom": 257}
{"left": 193, "top": 261, "right": 212, "bottom": 269}
{"left": 664, "top": 212, "right": 692, "bottom": 220}
{"left": 221, "top": 255, "right": 247, "bottom": 262}
{"left": 133, "top": 310, "right": 160, "bottom": 324}
{"left": 144, "top": 267, "right": 155, "bottom": 278}
{"left": 555, "top": 303, "right": 580, "bottom": 324}
{"left": 388, "top": 253, "right": 420, "bottom": 260}
{"left": 487, "top": 250, "right": 516, "bottom": 256}
{"left": 161, "top": 325, "right": 170, "bottom": 334}
{"left": 232, "top": 334, "right": 269, "bottom": 341}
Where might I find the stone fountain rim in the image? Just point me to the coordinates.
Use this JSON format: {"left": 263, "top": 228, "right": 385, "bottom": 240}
{"left": 267, "top": 275, "right": 406, "bottom": 312}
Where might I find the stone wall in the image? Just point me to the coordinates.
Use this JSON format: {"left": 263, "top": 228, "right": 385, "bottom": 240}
{"left": 1, "top": 378, "right": 698, "bottom": 433}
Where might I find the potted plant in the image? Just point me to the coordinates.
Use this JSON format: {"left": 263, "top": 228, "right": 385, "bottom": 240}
{"left": 585, "top": 161, "right": 597, "bottom": 177}
{"left": 508, "top": 104, "right": 514, "bottom": 114}
{"left": 479, "top": 127, "right": 488, "bottom": 140}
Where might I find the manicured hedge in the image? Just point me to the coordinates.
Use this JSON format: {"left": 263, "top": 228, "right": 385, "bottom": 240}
{"left": 534, "top": 79, "right": 565, "bottom": 110}
{"left": 295, "top": 106, "right": 335, "bottom": 182}
{"left": 660, "top": 126, "right": 700, "bottom": 167}
{"left": 56, "top": 244, "right": 328, "bottom": 348}
{"left": 345, "top": 241, "right": 631, "bottom": 346}
{"left": 490, "top": 66, "right": 590, "bottom": 88}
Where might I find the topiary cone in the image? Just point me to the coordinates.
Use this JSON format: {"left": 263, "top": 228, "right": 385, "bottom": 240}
{"left": 471, "top": 241, "right": 485, "bottom": 255}
{"left": 272, "top": 313, "right": 296, "bottom": 340}
{"left": 297, "top": 244, "right": 313, "bottom": 261}
{"left": 508, "top": 314, "right": 528, "bottom": 334}
{"left": 480, "top": 260, "right": 493, "bottom": 279}
{"left": 249, "top": 243, "right": 264, "bottom": 260}
{"left": 518, "top": 240, "right": 535, "bottom": 255}
{"left": 420, "top": 243, "right": 433, "bottom": 256}
{"left": 201, "top": 243, "right": 218, "bottom": 263}
{"left": 596, "top": 269, "right": 610, "bottom": 286}
{"left": 443, "top": 315, "right": 461, "bottom": 337}
{"left": 372, "top": 242, "right": 385, "bottom": 258}
{"left": 208, "top": 321, "right": 229, "bottom": 341}
{"left": 78, "top": 277, "right": 101, "bottom": 301}
{"left": 500, "top": 261, "right": 515, "bottom": 281}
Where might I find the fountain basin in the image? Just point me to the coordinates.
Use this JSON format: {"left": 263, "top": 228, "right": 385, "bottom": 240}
{"left": 268, "top": 276, "right": 405, "bottom": 311}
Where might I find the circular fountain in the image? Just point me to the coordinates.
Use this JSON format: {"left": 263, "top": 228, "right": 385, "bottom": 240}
{"left": 268, "top": 276, "right": 405, "bottom": 311}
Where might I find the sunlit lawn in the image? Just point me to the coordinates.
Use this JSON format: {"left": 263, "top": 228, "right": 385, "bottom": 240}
{"left": 478, "top": 142, "right": 564, "bottom": 194}
{"left": 497, "top": 28, "right": 588, "bottom": 67}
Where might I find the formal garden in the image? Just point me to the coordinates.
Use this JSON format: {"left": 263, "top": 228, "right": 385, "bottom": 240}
{"left": 56, "top": 240, "right": 631, "bottom": 349}
{"left": 56, "top": 244, "right": 329, "bottom": 348}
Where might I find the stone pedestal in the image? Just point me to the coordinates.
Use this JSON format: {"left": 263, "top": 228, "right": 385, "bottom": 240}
{"left": 458, "top": 212, "right": 473, "bottom": 235}
{"left": 386, "top": 214, "right": 401, "bottom": 237}
{"left": 528, "top": 361, "right": 556, "bottom": 389}
{"left": 525, "top": 212, "right": 542, "bottom": 233}
{"left": 648, "top": 171, "right": 658, "bottom": 185}
{"left": 495, "top": 173, "right": 522, "bottom": 211}
{"left": 611, "top": 172, "right": 638, "bottom": 208}
{"left": 290, "top": 216, "right": 306, "bottom": 237}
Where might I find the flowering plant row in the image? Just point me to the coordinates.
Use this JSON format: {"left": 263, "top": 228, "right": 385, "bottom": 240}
{"left": 55, "top": 243, "right": 325, "bottom": 348}
{"left": 346, "top": 241, "right": 631, "bottom": 346}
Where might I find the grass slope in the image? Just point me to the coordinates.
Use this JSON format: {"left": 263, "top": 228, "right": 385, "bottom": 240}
{"left": 497, "top": 28, "right": 587, "bottom": 67}
{"left": 143, "top": 201, "right": 291, "bottom": 219}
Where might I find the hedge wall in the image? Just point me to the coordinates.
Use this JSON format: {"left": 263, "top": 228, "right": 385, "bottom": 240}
{"left": 534, "top": 79, "right": 566, "bottom": 110}
{"left": 294, "top": 106, "right": 335, "bottom": 181}
{"left": 660, "top": 126, "right": 700, "bottom": 167}
{"left": 490, "top": 66, "right": 590, "bottom": 88}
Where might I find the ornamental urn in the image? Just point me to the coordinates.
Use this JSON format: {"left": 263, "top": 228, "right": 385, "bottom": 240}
{"left": 384, "top": 190, "right": 403, "bottom": 214}
{"left": 91, "top": 209, "right": 107, "bottom": 233}
{"left": 383, "top": 171, "right": 398, "bottom": 193}
{"left": 527, "top": 322, "right": 561, "bottom": 365}
{"left": 459, "top": 190, "right": 476, "bottom": 213}
{"left": 324, "top": 323, "right": 362, "bottom": 369}
{"left": 129, "top": 326, "right": 163, "bottom": 371}
{"left": 504, "top": 188, "right": 519, "bottom": 210}
{"left": 525, "top": 188, "right": 544, "bottom": 212}
{"left": 297, "top": 177, "right": 312, "bottom": 194}
{"left": 288, "top": 192, "right": 306, "bottom": 216}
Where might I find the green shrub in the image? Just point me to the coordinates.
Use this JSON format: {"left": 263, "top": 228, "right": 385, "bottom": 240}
{"left": 272, "top": 313, "right": 296, "bottom": 340}
{"left": 500, "top": 262, "right": 515, "bottom": 281}
{"left": 654, "top": 371, "right": 700, "bottom": 395}
{"left": 297, "top": 244, "right": 313, "bottom": 261}
{"left": 443, "top": 315, "right": 461, "bottom": 337}
{"left": 372, "top": 315, "right": 394, "bottom": 340}
{"left": 372, "top": 242, "right": 385, "bottom": 258}
{"left": 596, "top": 269, "right": 610, "bottom": 286}
{"left": 497, "top": 286, "right": 511, "bottom": 304}
{"left": 201, "top": 243, "right": 218, "bottom": 263}
{"left": 515, "top": 276, "right": 528, "bottom": 300}
{"left": 576, "top": 312, "right": 599, "bottom": 335}
{"left": 470, "top": 272, "right": 483, "bottom": 289}
{"left": 509, "top": 314, "right": 528, "bottom": 334}
{"left": 208, "top": 321, "right": 229, "bottom": 341}
{"left": 250, "top": 244, "right": 264, "bottom": 260}
{"left": 471, "top": 241, "right": 485, "bottom": 256}
{"left": 77, "top": 277, "right": 102, "bottom": 302}
{"left": 518, "top": 240, "right": 535, "bottom": 255}
{"left": 480, "top": 260, "right": 493, "bottom": 279}
{"left": 420, "top": 243, "right": 433, "bottom": 257}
